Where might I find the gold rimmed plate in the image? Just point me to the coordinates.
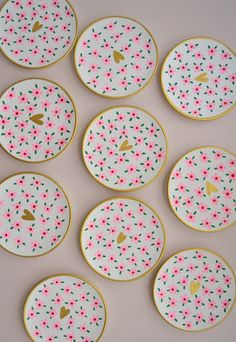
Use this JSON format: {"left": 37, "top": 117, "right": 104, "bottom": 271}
{"left": 0, "top": 78, "right": 77, "bottom": 163}
{"left": 0, "top": 172, "right": 71, "bottom": 257}
{"left": 161, "top": 37, "right": 236, "bottom": 120}
{"left": 24, "top": 274, "right": 107, "bottom": 341}
{"left": 80, "top": 197, "right": 165, "bottom": 281}
{"left": 153, "top": 248, "right": 236, "bottom": 331}
{"left": 74, "top": 16, "right": 158, "bottom": 98}
{"left": 82, "top": 106, "right": 167, "bottom": 191}
{"left": 0, "top": 0, "right": 78, "bottom": 68}
{"left": 168, "top": 146, "right": 236, "bottom": 232}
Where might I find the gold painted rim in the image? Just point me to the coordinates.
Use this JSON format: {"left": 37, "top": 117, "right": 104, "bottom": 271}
{"left": 0, "top": 171, "right": 72, "bottom": 258}
{"left": 153, "top": 247, "right": 236, "bottom": 332}
{"left": 74, "top": 15, "right": 158, "bottom": 99}
{"left": 23, "top": 273, "right": 107, "bottom": 342}
{"left": 167, "top": 145, "right": 236, "bottom": 232}
{"left": 0, "top": 0, "right": 78, "bottom": 69}
{"left": 80, "top": 196, "right": 166, "bottom": 282}
{"left": 161, "top": 36, "right": 236, "bottom": 121}
{"left": 0, "top": 77, "right": 78, "bottom": 163}
{"left": 82, "top": 105, "right": 168, "bottom": 192}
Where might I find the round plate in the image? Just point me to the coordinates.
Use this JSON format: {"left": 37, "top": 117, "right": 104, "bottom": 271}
{"left": 153, "top": 248, "right": 236, "bottom": 331}
{"left": 0, "top": 172, "right": 70, "bottom": 256}
{"left": 81, "top": 197, "right": 165, "bottom": 281}
{"left": 0, "top": 78, "right": 77, "bottom": 162}
{"left": 24, "top": 274, "right": 107, "bottom": 341}
{"left": 168, "top": 146, "right": 236, "bottom": 232}
{"left": 161, "top": 37, "right": 236, "bottom": 120}
{"left": 0, "top": 0, "right": 78, "bottom": 68}
{"left": 83, "top": 106, "right": 167, "bottom": 191}
{"left": 74, "top": 16, "right": 158, "bottom": 98}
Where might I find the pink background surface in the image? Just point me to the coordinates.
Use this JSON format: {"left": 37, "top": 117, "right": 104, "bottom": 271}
{"left": 0, "top": 0, "right": 235, "bottom": 341}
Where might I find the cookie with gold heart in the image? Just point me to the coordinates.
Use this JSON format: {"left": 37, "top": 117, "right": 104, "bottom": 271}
{"left": 0, "top": 78, "right": 77, "bottom": 162}
{"left": 0, "top": 172, "right": 71, "bottom": 257}
{"left": 161, "top": 37, "right": 236, "bottom": 120}
{"left": 82, "top": 106, "right": 167, "bottom": 191}
{"left": 153, "top": 248, "right": 236, "bottom": 331}
{"left": 0, "top": 0, "right": 78, "bottom": 68}
{"left": 23, "top": 274, "right": 107, "bottom": 341}
{"left": 80, "top": 197, "right": 165, "bottom": 281}
{"left": 74, "top": 16, "right": 158, "bottom": 98}
{"left": 168, "top": 146, "right": 236, "bottom": 232}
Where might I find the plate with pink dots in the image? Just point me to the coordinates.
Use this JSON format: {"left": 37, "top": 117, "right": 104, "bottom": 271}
{"left": 80, "top": 197, "right": 165, "bottom": 281}
{"left": 168, "top": 146, "right": 236, "bottom": 232}
{"left": 0, "top": 172, "right": 71, "bottom": 256}
{"left": 153, "top": 248, "right": 236, "bottom": 331}
{"left": 161, "top": 37, "right": 236, "bottom": 120}
{"left": 0, "top": 0, "right": 78, "bottom": 68}
{"left": 0, "top": 78, "right": 77, "bottom": 162}
{"left": 82, "top": 106, "right": 167, "bottom": 191}
{"left": 74, "top": 16, "right": 158, "bottom": 98}
{"left": 24, "top": 274, "right": 107, "bottom": 341}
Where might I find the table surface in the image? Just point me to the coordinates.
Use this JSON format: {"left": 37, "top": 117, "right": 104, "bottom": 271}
{"left": 0, "top": 0, "right": 235, "bottom": 341}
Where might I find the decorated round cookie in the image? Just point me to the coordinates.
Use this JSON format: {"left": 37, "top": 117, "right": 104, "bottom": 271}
{"left": 153, "top": 249, "right": 236, "bottom": 331}
{"left": 168, "top": 146, "right": 236, "bottom": 231}
{"left": 0, "top": 172, "right": 70, "bottom": 256}
{"left": 0, "top": 78, "right": 77, "bottom": 162}
{"left": 74, "top": 16, "right": 158, "bottom": 98}
{"left": 0, "top": 0, "right": 77, "bottom": 68}
{"left": 24, "top": 274, "right": 107, "bottom": 341}
{"left": 80, "top": 197, "right": 165, "bottom": 281}
{"left": 161, "top": 37, "right": 236, "bottom": 120}
{"left": 83, "top": 106, "right": 167, "bottom": 191}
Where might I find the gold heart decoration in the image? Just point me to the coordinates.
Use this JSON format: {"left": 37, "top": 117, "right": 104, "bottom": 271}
{"left": 29, "top": 114, "right": 44, "bottom": 126}
{"left": 194, "top": 72, "right": 209, "bottom": 83}
{"left": 190, "top": 280, "right": 201, "bottom": 295}
{"left": 32, "top": 21, "right": 43, "bottom": 33}
{"left": 206, "top": 180, "right": 218, "bottom": 196}
{"left": 117, "top": 232, "right": 126, "bottom": 244}
{"left": 21, "top": 209, "right": 35, "bottom": 221}
{"left": 113, "top": 50, "right": 125, "bottom": 63}
{"left": 60, "top": 306, "right": 70, "bottom": 319}
{"left": 119, "top": 140, "right": 133, "bottom": 152}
